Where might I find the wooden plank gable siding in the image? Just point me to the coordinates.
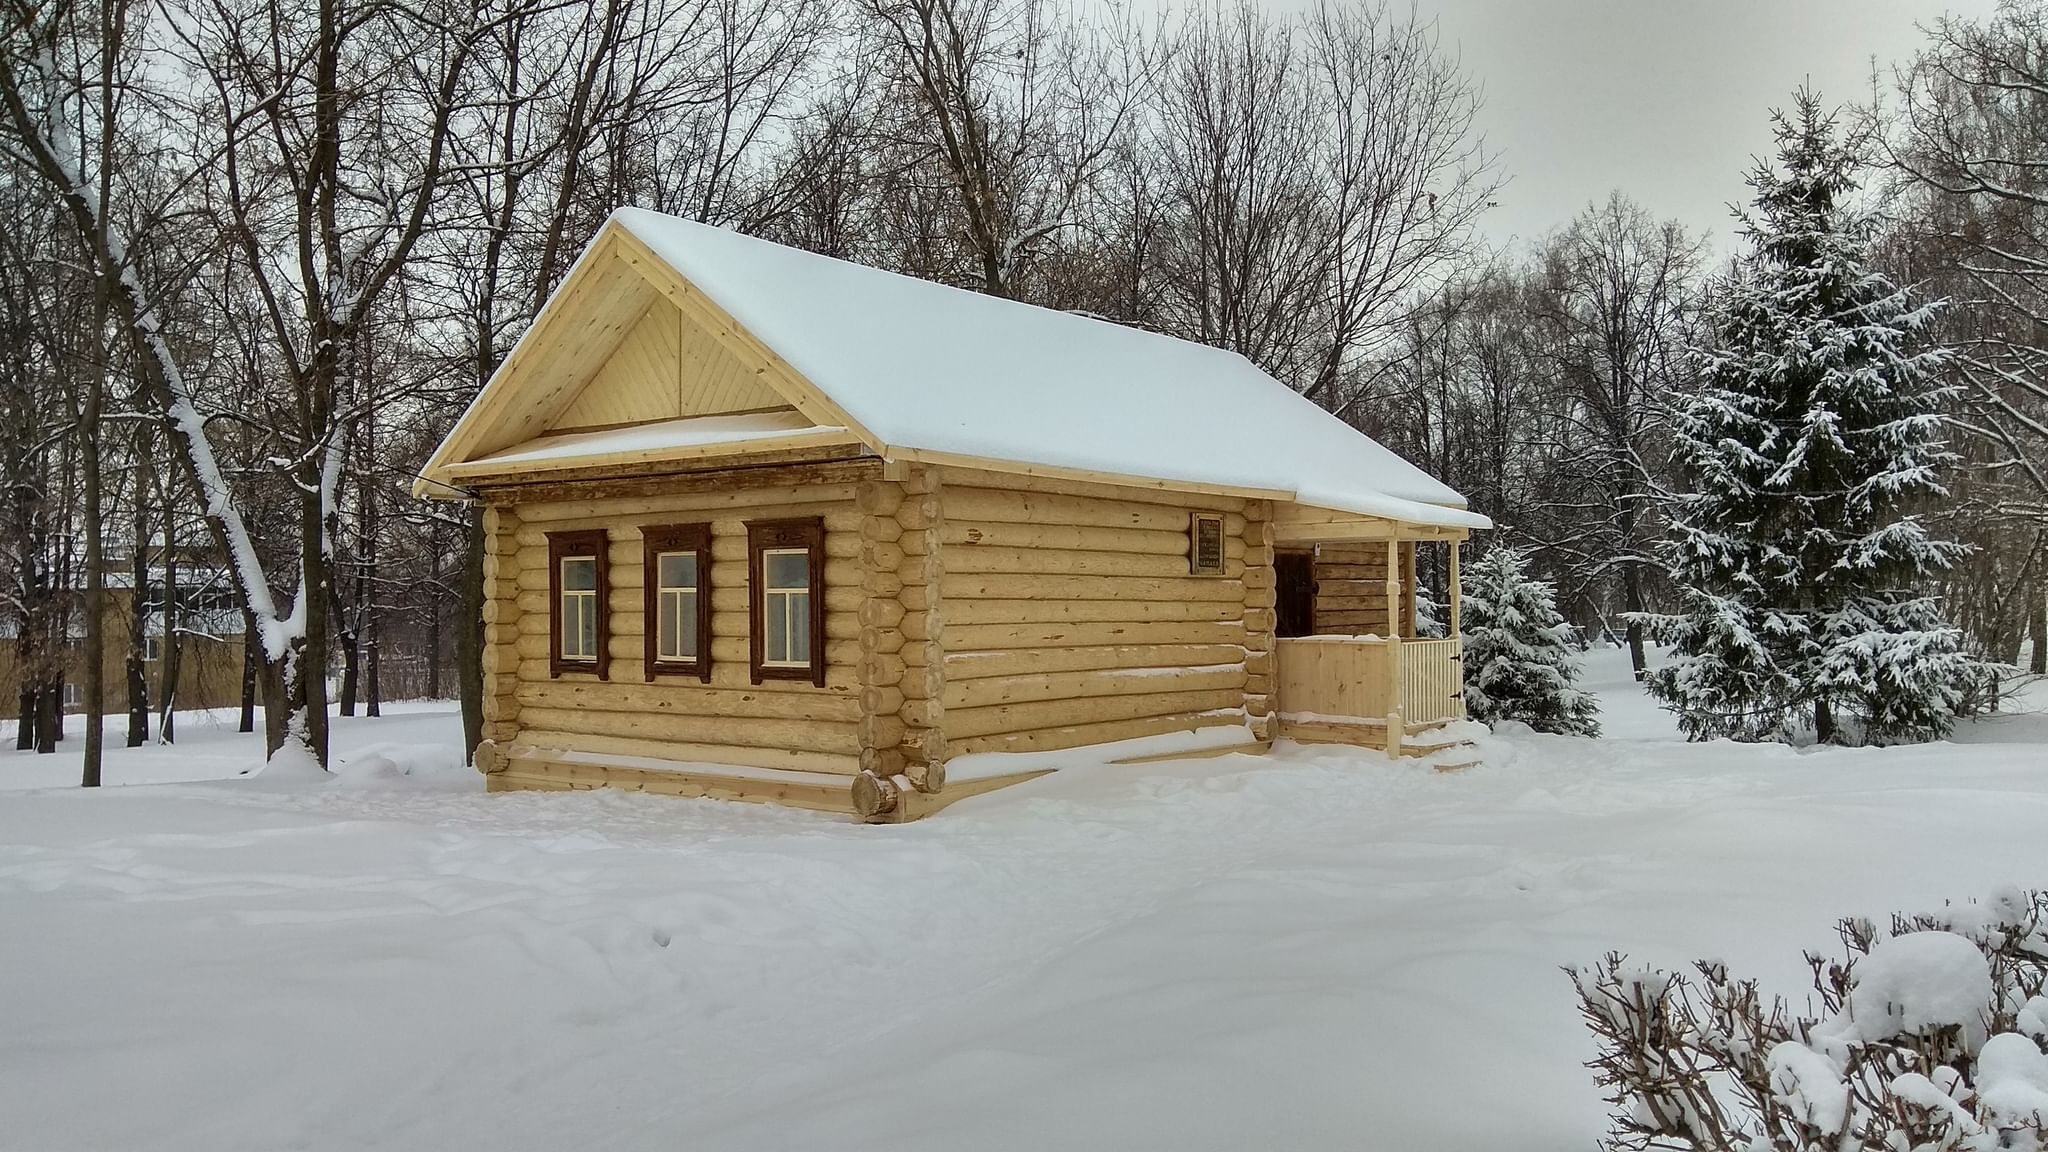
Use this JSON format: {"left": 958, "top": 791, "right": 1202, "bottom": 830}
{"left": 548, "top": 295, "right": 790, "bottom": 434}
{"left": 490, "top": 466, "right": 872, "bottom": 776}
{"left": 934, "top": 466, "right": 1259, "bottom": 756}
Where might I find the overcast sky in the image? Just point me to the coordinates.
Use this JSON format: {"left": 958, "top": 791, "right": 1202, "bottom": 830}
{"left": 1422, "top": 0, "right": 2001, "bottom": 250}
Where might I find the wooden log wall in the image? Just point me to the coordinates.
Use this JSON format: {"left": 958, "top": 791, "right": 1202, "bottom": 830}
{"left": 1312, "top": 541, "right": 1415, "bottom": 637}
{"left": 934, "top": 467, "right": 1257, "bottom": 757}
{"left": 484, "top": 465, "right": 873, "bottom": 775}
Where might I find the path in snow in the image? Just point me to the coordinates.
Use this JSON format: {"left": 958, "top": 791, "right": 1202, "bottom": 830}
{"left": 2, "top": 651, "right": 2043, "bottom": 1150}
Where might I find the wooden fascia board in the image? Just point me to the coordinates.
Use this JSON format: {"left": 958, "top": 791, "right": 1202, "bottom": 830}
{"left": 416, "top": 228, "right": 641, "bottom": 498}
{"left": 1271, "top": 517, "right": 1468, "bottom": 544}
{"left": 442, "top": 428, "right": 866, "bottom": 484}
{"left": 889, "top": 446, "right": 1294, "bottom": 503}
{"left": 608, "top": 226, "right": 887, "bottom": 456}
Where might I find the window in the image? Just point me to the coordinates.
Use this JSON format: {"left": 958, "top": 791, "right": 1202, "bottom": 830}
{"left": 548, "top": 529, "right": 609, "bottom": 679}
{"left": 142, "top": 633, "right": 163, "bottom": 662}
{"left": 1190, "top": 512, "right": 1226, "bottom": 576}
{"left": 747, "top": 518, "right": 825, "bottom": 687}
{"left": 643, "top": 523, "right": 712, "bottom": 682}
{"left": 61, "top": 682, "right": 82, "bottom": 708}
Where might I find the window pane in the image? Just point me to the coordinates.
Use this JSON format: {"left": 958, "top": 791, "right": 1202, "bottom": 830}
{"left": 577, "top": 596, "right": 597, "bottom": 657}
{"left": 658, "top": 591, "right": 679, "bottom": 658}
{"left": 676, "top": 590, "right": 697, "bottom": 658}
{"left": 787, "top": 590, "right": 811, "bottom": 661}
{"left": 766, "top": 550, "right": 809, "bottom": 589}
{"left": 562, "top": 556, "right": 596, "bottom": 591}
{"left": 658, "top": 552, "right": 695, "bottom": 590}
{"left": 765, "top": 596, "right": 789, "bottom": 662}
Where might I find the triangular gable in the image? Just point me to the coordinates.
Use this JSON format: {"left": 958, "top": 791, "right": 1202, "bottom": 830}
{"left": 549, "top": 297, "right": 791, "bottom": 434}
{"left": 416, "top": 223, "right": 879, "bottom": 494}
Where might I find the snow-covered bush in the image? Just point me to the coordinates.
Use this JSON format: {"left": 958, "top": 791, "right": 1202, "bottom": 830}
{"left": 1571, "top": 888, "right": 2048, "bottom": 1152}
{"left": 1460, "top": 546, "right": 1600, "bottom": 736}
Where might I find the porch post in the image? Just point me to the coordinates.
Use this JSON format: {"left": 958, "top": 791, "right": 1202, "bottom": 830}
{"left": 1448, "top": 539, "right": 1462, "bottom": 638}
{"left": 1384, "top": 538, "right": 1403, "bottom": 756}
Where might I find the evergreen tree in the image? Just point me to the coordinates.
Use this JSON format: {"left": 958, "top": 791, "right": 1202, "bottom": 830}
{"left": 1461, "top": 546, "right": 1601, "bottom": 736}
{"left": 1645, "top": 92, "right": 1979, "bottom": 745}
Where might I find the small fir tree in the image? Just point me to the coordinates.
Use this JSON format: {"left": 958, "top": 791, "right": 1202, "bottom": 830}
{"left": 1461, "top": 546, "right": 1601, "bottom": 736}
{"left": 1645, "top": 92, "right": 1978, "bottom": 745}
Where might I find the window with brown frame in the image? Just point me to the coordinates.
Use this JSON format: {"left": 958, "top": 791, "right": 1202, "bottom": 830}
{"left": 643, "top": 523, "right": 712, "bottom": 682}
{"left": 1189, "top": 513, "right": 1226, "bottom": 576}
{"left": 548, "top": 529, "right": 609, "bottom": 679}
{"left": 746, "top": 518, "right": 825, "bottom": 687}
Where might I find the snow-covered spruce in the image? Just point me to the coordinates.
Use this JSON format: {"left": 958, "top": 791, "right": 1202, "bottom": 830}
{"left": 1643, "top": 92, "right": 1981, "bottom": 746}
{"left": 1459, "top": 546, "right": 1600, "bottom": 736}
{"left": 1572, "top": 888, "right": 2048, "bottom": 1152}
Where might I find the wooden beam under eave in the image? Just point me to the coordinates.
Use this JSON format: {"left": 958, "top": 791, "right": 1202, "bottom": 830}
{"left": 1271, "top": 519, "right": 1469, "bottom": 545}
{"left": 443, "top": 430, "right": 869, "bottom": 486}
{"left": 892, "top": 446, "right": 1293, "bottom": 503}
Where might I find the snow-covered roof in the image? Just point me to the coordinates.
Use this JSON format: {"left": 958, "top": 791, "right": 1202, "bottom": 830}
{"left": 615, "top": 210, "right": 1484, "bottom": 529}
{"left": 427, "top": 207, "right": 1487, "bottom": 530}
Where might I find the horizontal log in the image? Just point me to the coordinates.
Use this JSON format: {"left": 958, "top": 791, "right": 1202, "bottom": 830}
{"left": 710, "top": 610, "right": 859, "bottom": 641}
{"left": 941, "top": 573, "right": 1244, "bottom": 602}
{"left": 946, "top": 663, "right": 1246, "bottom": 710}
{"left": 856, "top": 482, "right": 905, "bottom": 516}
{"left": 945, "top": 620, "right": 1247, "bottom": 651}
{"left": 945, "top": 643, "right": 1247, "bottom": 682}
{"left": 943, "top": 598, "right": 1241, "bottom": 626}
{"left": 943, "top": 520, "right": 1196, "bottom": 556}
{"left": 1315, "top": 563, "right": 1389, "bottom": 581}
{"left": 510, "top": 729, "right": 860, "bottom": 775}
{"left": 516, "top": 680, "right": 863, "bottom": 723}
{"left": 946, "top": 545, "right": 1242, "bottom": 579}
{"left": 517, "top": 706, "right": 861, "bottom": 756}
{"left": 945, "top": 687, "right": 1245, "bottom": 740}
{"left": 946, "top": 710, "right": 1246, "bottom": 757}
{"left": 936, "top": 468, "right": 1249, "bottom": 512}
{"left": 512, "top": 634, "right": 861, "bottom": 672}
{"left": 510, "top": 486, "right": 859, "bottom": 525}
{"left": 943, "top": 487, "right": 1202, "bottom": 532}
{"left": 516, "top": 654, "right": 860, "bottom": 689}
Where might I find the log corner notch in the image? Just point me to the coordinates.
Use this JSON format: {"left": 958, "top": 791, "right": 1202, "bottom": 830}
{"left": 851, "top": 464, "right": 947, "bottom": 822}
{"left": 474, "top": 739, "right": 507, "bottom": 774}
{"left": 1241, "top": 500, "right": 1277, "bottom": 740}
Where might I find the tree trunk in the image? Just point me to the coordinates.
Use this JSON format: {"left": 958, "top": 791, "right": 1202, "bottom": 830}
{"left": 156, "top": 505, "right": 179, "bottom": 743}
{"left": 457, "top": 506, "right": 485, "bottom": 763}
{"left": 126, "top": 446, "right": 148, "bottom": 746}
{"left": 36, "top": 680, "right": 57, "bottom": 753}
{"left": 1622, "top": 559, "right": 1648, "bottom": 682}
{"left": 2030, "top": 579, "right": 2047, "bottom": 677}
{"left": 1814, "top": 696, "right": 1836, "bottom": 746}
{"left": 15, "top": 684, "right": 33, "bottom": 751}
{"left": 338, "top": 635, "right": 359, "bottom": 717}
{"left": 366, "top": 612, "right": 381, "bottom": 717}
{"left": 238, "top": 619, "right": 257, "bottom": 735}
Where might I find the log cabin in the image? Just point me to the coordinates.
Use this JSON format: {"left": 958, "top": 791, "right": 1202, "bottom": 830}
{"left": 416, "top": 207, "right": 1492, "bottom": 821}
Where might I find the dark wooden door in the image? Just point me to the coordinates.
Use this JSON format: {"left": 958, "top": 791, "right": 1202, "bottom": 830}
{"left": 1275, "top": 550, "right": 1315, "bottom": 638}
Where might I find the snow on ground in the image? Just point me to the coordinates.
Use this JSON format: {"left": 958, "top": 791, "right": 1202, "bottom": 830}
{"left": 2, "top": 652, "right": 2044, "bottom": 1150}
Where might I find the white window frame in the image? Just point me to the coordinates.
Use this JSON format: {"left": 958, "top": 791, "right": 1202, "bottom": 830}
{"left": 559, "top": 555, "right": 600, "bottom": 664}
{"left": 654, "top": 550, "right": 700, "bottom": 664}
{"left": 760, "top": 547, "right": 812, "bottom": 669}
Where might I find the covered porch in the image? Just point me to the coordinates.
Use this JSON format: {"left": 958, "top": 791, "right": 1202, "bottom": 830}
{"left": 1267, "top": 508, "right": 1470, "bottom": 756}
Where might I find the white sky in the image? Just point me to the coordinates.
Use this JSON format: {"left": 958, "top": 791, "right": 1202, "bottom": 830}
{"left": 1422, "top": 0, "right": 2002, "bottom": 249}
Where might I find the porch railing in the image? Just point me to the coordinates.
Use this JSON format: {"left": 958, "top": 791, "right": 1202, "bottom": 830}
{"left": 1273, "top": 634, "right": 1465, "bottom": 746}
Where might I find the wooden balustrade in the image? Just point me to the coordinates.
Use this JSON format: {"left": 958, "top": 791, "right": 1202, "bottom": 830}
{"left": 1273, "top": 634, "right": 1464, "bottom": 751}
